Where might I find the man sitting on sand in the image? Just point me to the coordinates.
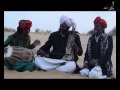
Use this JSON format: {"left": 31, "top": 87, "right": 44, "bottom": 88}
{"left": 34, "top": 15, "right": 83, "bottom": 73}
{"left": 4, "top": 20, "right": 40, "bottom": 72}
{"left": 80, "top": 16, "right": 114, "bottom": 78}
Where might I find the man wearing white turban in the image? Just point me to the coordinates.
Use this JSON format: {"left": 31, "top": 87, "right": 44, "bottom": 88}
{"left": 35, "top": 15, "right": 83, "bottom": 73}
{"left": 60, "top": 15, "right": 76, "bottom": 29}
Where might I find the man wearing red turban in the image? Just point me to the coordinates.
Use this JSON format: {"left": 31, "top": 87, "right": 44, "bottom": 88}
{"left": 4, "top": 20, "right": 40, "bottom": 48}
{"left": 80, "top": 16, "right": 114, "bottom": 78}
{"left": 4, "top": 20, "right": 41, "bottom": 72}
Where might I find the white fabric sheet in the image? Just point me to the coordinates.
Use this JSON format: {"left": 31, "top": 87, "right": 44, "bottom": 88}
{"left": 80, "top": 65, "right": 106, "bottom": 79}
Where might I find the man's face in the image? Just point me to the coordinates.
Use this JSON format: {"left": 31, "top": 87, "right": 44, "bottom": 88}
{"left": 59, "top": 23, "right": 70, "bottom": 35}
{"left": 23, "top": 29, "right": 30, "bottom": 35}
{"left": 94, "top": 23, "right": 104, "bottom": 35}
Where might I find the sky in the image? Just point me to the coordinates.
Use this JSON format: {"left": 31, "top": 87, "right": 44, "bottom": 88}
{"left": 4, "top": 11, "right": 116, "bottom": 34}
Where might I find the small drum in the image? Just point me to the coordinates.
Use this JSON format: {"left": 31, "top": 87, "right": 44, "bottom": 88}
{"left": 4, "top": 46, "right": 35, "bottom": 65}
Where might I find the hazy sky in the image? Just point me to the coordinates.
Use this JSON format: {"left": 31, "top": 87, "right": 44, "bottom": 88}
{"left": 4, "top": 11, "right": 116, "bottom": 33}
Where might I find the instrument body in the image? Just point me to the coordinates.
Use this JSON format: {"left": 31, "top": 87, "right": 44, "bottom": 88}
{"left": 62, "top": 29, "right": 75, "bottom": 61}
{"left": 4, "top": 46, "right": 35, "bottom": 65}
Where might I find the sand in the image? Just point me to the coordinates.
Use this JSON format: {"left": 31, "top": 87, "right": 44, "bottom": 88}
{"left": 4, "top": 32, "right": 116, "bottom": 79}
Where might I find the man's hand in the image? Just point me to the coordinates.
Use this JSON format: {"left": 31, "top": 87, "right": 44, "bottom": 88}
{"left": 33, "top": 39, "right": 40, "bottom": 46}
{"left": 89, "top": 59, "right": 98, "bottom": 65}
{"left": 37, "top": 49, "right": 48, "bottom": 57}
{"left": 71, "top": 40, "right": 78, "bottom": 50}
{"left": 81, "top": 63, "right": 88, "bottom": 69}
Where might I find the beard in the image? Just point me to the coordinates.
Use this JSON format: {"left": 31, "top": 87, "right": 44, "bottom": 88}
{"left": 59, "top": 29, "right": 69, "bottom": 36}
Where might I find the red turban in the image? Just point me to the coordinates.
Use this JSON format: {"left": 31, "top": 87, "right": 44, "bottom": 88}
{"left": 94, "top": 16, "right": 107, "bottom": 29}
{"left": 19, "top": 20, "right": 32, "bottom": 30}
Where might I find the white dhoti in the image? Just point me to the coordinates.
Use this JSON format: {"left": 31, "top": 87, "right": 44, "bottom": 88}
{"left": 34, "top": 56, "right": 76, "bottom": 73}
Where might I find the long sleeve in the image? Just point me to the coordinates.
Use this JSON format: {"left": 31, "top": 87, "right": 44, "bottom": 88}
{"left": 83, "top": 35, "right": 94, "bottom": 63}
{"left": 40, "top": 33, "right": 53, "bottom": 52}
{"left": 4, "top": 34, "right": 13, "bottom": 47}
{"left": 98, "top": 35, "right": 113, "bottom": 66}
{"left": 23, "top": 35, "right": 35, "bottom": 49}
{"left": 29, "top": 44, "right": 35, "bottom": 49}
{"left": 75, "top": 34, "right": 83, "bottom": 56}
{"left": 29, "top": 37, "right": 35, "bottom": 49}
{"left": 83, "top": 42, "right": 89, "bottom": 62}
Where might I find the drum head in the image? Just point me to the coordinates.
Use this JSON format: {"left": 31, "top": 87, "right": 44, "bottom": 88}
{"left": 4, "top": 46, "right": 13, "bottom": 58}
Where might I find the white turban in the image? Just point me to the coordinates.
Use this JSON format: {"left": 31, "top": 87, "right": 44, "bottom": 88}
{"left": 60, "top": 15, "right": 76, "bottom": 29}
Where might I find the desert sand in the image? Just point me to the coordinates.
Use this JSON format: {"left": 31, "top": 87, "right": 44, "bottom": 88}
{"left": 4, "top": 32, "right": 116, "bottom": 79}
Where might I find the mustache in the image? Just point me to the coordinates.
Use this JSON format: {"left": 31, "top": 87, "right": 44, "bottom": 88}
{"left": 59, "top": 29, "right": 69, "bottom": 35}
{"left": 59, "top": 28, "right": 69, "bottom": 31}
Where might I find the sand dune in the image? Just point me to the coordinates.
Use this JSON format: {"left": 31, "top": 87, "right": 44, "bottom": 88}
{"left": 4, "top": 32, "right": 116, "bottom": 79}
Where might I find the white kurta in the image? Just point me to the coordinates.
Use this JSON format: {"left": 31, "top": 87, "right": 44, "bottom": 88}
{"left": 34, "top": 56, "right": 76, "bottom": 73}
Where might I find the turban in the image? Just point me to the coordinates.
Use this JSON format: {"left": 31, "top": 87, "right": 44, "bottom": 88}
{"left": 19, "top": 20, "right": 32, "bottom": 30}
{"left": 94, "top": 16, "right": 107, "bottom": 29}
{"left": 60, "top": 15, "right": 76, "bottom": 30}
